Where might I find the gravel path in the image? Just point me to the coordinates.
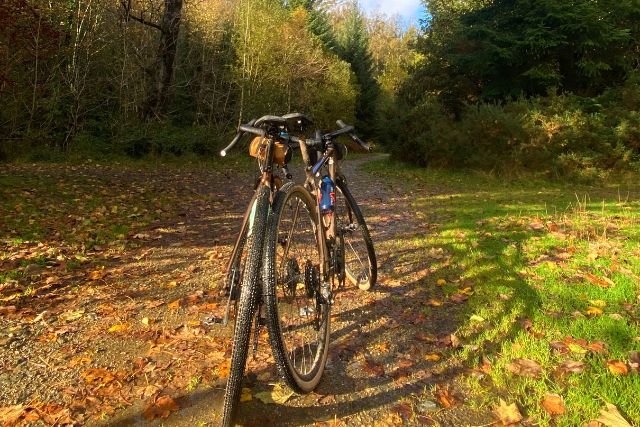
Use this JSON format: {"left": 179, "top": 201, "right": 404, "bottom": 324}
{"left": 1, "top": 155, "right": 495, "bottom": 427}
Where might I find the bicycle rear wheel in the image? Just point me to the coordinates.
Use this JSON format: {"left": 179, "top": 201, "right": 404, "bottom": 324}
{"left": 222, "top": 185, "right": 270, "bottom": 427}
{"left": 263, "top": 183, "right": 330, "bottom": 393}
{"left": 335, "top": 179, "right": 377, "bottom": 291}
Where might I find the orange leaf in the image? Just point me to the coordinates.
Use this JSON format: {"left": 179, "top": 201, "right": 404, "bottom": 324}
{"left": 541, "top": 393, "right": 566, "bottom": 415}
{"left": 377, "top": 343, "right": 390, "bottom": 352}
{"left": 109, "top": 323, "right": 130, "bottom": 332}
{"left": 363, "top": 358, "right": 385, "bottom": 376}
{"left": 91, "top": 266, "right": 107, "bottom": 280}
{"left": 606, "top": 360, "right": 628, "bottom": 376}
{"left": 494, "top": 399, "right": 523, "bottom": 425}
{"left": 586, "top": 306, "right": 604, "bottom": 317}
{"left": 434, "top": 383, "right": 460, "bottom": 408}
{"left": 142, "top": 395, "right": 180, "bottom": 421}
{"left": 168, "top": 299, "right": 181, "bottom": 309}
{"left": 215, "top": 361, "right": 230, "bottom": 378}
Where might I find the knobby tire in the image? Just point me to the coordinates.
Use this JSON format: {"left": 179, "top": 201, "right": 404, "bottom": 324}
{"left": 221, "top": 185, "right": 270, "bottom": 427}
{"left": 264, "top": 183, "right": 330, "bottom": 393}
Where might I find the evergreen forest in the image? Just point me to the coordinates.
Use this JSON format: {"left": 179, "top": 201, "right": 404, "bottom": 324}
{"left": 1, "top": 0, "right": 640, "bottom": 180}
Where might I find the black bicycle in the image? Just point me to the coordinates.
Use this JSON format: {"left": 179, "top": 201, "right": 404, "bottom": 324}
{"left": 218, "top": 115, "right": 376, "bottom": 426}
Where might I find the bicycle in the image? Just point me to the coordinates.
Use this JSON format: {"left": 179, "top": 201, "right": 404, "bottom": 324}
{"left": 261, "top": 120, "right": 377, "bottom": 395}
{"left": 217, "top": 114, "right": 376, "bottom": 426}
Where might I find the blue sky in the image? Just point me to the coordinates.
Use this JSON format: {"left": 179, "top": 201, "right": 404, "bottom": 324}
{"left": 359, "top": 0, "right": 426, "bottom": 23}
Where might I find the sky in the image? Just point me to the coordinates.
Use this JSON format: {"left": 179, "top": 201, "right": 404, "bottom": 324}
{"left": 359, "top": 0, "right": 426, "bottom": 23}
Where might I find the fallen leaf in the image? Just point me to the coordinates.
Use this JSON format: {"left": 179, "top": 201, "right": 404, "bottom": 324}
{"left": 437, "top": 279, "right": 446, "bottom": 286}
{"left": 586, "top": 306, "right": 604, "bottom": 317}
{"left": 215, "top": 360, "right": 230, "bottom": 378}
{"left": 317, "top": 395, "right": 335, "bottom": 405}
{"left": 425, "top": 354, "right": 441, "bottom": 362}
{"left": 595, "top": 403, "right": 632, "bottom": 427}
{"left": 433, "top": 383, "right": 461, "bottom": 408}
{"left": 0, "top": 404, "right": 29, "bottom": 424}
{"left": 0, "top": 306, "right": 17, "bottom": 316}
{"left": 168, "top": 299, "right": 181, "bottom": 309}
{"left": 494, "top": 399, "right": 523, "bottom": 426}
{"left": 68, "top": 357, "right": 92, "bottom": 368}
{"left": 392, "top": 402, "right": 413, "bottom": 421}
{"left": 450, "top": 293, "right": 468, "bottom": 303}
{"left": 567, "top": 343, "right": 588, "bottom": 354}
{"left": 504, "top": 358, "right": 543, "bottom": 378}
{"left": 556, "top": 360, "right": 589, "bottom": 377}
{"left": 91, "top": 266, "right": 107, "bottom": 280}
{"left": 377, "top": 343, "right": 390, "bottom": 352}
{"left": 589, "top": 299, "right": 607, "bottom": 307}
{"left": 629, "top": 351, "right": 639, "bottom": 372}
{"left": 480, "top": 356, "right": 492, "bottom": 373}
{"left": 416, "top": 415, "right": 437, "bottom": 425}
{"left": 381, "top": 318, "right": 400, "bottom": 329}
{"left": 397, "top": 358, "right": 415, "bottom": 368}
{"left": 517, "top": 318, "right": 533, "bottom": 330}
{"left": 606, "top": 360, "right": 628, "bottom": 376}
{"left": 142, "top": 395, "right": 180, "bottom": 421}
{"left": 109, "top": 323, "right": 130, "bottom": 332}
{"left": 363, "top": 357, "right": 385, "bottom": 376}
{"left": 459, "top": 286, "right": 474, "bottom": 296}
{"left": 254, "top": 385, "right": 294, "bottom": 404}
{"left": 549, "top": 341, "right": 571, "bottom": 355}
{"left": 541, "top": 393, "right": 566, "bottom": 415}
{"left": 81, "top": 368, "right": 115, "bottom": 384}
{"left": 240, "top": 388, "right": 252, "bottom": 402}
{"left": 415, "top": 332, "right": 436, "bottom": 342}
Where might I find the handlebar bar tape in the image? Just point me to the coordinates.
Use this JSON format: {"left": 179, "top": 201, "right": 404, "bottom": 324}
{"left": 220, "top": 118, "right": 258, "bottom": 156}
{"left": 335, "top": 120, "right": 373, "bottom": 151}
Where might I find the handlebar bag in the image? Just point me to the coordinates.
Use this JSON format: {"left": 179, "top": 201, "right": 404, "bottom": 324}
{"left": 249, "top": 137, "right": 291, "bottom": 165}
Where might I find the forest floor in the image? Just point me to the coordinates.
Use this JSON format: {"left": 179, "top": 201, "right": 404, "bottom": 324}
{"left": 1, "top": 155, "right": 639, "bottom": 427}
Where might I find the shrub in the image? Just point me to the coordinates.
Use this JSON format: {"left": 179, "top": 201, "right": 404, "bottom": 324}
{"left": 381, "top": 74, "right": 640, "bottom": 180}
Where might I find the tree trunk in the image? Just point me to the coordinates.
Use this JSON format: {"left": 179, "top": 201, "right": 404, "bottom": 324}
{"left": 145, "top": 0, "right": 183, "bottom": 121}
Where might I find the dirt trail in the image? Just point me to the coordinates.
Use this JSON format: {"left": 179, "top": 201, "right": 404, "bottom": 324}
{"left": 1, "top": 156, "right": 494, "bottom": 427}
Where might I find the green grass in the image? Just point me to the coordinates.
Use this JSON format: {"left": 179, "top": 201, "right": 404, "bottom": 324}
{"left": 362, "top": 158, "right": 640, "bottom": 426}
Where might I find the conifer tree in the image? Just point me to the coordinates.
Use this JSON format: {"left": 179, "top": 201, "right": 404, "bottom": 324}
{"left": 336, "top": 3, "right": 379, "bottom": 140}
{"left": 286, "top": 0, "right": 337, "bottom": 51}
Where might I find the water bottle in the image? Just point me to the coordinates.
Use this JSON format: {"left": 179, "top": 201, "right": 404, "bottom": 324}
{"left": 320, "top": 177, "right": 335, "bottom": 215}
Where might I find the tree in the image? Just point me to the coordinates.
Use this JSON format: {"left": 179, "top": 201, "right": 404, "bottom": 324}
{"left": 286, "top": 0, "right": 337, "bottom": 51}
{"left": 336, "top": 3, "right": 379, "bottom": 140}
{"left": 457, "top": 0, "right": 639, "bottom": 99}
{"left": 121, "top": 0, "right": 184, "bottom": 120}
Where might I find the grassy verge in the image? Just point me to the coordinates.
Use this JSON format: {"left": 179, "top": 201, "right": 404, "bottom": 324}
{"left": 362, "top": 159, "right": 640, "bottom": 426}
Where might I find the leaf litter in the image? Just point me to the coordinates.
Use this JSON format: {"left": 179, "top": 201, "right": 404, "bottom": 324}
{"left": 2, "top": 160, "right": 640, "bottom": 426}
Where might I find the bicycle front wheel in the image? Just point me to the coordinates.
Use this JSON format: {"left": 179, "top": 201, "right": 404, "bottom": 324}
{"left": 263, "top": 183, "right": 330, "bottom": 393}
{"left": 335, "top": 179, "right": 377, "bottom": 291}
{"left": 222, "top": 185, "right": 270, "bottom": 427}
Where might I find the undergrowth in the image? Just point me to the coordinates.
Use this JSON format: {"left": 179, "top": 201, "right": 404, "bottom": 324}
{"left": 378, "top": 73, "right": 640, "bottom": 181}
